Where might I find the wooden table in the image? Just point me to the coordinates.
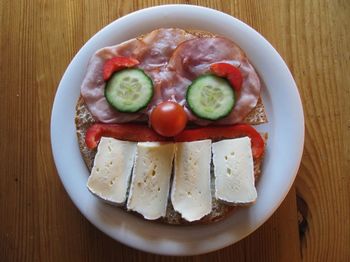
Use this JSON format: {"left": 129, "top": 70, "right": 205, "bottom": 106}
{"left": 1, "top": 1, "right": 349, "bottom": 261}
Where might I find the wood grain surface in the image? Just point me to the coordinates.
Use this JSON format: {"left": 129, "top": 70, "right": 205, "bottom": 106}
{"left": 0, "top": 0, "right": 349, "bottom": 261}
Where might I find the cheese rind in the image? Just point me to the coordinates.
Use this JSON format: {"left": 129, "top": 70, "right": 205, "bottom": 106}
{"left": 87, "top": 137, "right": 136, "bottom": 205}
{"left": 212, "top": 137, "right": 257, "bottom": 205}
{"left": 171, "top": 140, "right": 212, "bottom": 222}
{"left": 127, "top": 142, "right": 175, "bottom": 220}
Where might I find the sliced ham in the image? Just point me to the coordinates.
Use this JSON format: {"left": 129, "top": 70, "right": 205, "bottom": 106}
{"left": 139, "top": 28, "right": 195, "bottom": 70}
{"left": 81, "top": 38, "right": 147, "bottom": 123}
{"left": 168, "top": 37, "right": 261, "bottom": 125}
{"left": 81, "top": 28, "right": 195, "bottom": 123}
{"left": 138, "top": 28, "right": 195, "bottom": 110}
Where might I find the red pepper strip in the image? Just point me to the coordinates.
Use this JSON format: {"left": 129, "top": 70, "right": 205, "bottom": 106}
{"left": 85, "top": 123, "right": 169, "bottom": 149}
{"left": 174, "top": 124, "right": 264, "bottom": 159}
{"left": 210, "top": 63, "right": 243, "bottom": 92}
{"left": 103, "top": 57, "right": 140, "bottom": 81}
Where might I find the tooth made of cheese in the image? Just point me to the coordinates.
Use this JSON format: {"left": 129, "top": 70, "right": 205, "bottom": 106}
{"left": 87, "top": 137, "right": 136, "bottom": 205}
{"left": 127, "top": 142, "right": 175, "bottom": 220}
{"left": 212, "top": 137, "right": 257, "bottom": 205}
{"left": 171, "top": 140, "right": 212, "bottom": 222}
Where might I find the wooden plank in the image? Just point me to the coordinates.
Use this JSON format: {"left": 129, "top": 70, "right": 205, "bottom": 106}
{"left": 0, "top": 0, "right": 40, "bottom": 261}
{"left": 291, "top": 0, "right": 350, "bottom": 261}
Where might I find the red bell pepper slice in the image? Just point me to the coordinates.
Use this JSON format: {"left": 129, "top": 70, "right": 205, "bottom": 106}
{"left": 103, "top": 57, "right": 140, "bottom": 81}
{"left": 85, "top": 123, "right": 169, "bottom": 149}
{"left": 174, "top": 124, "right": 264, "bottom": 159}
{"left": 210, "top": 63, "right": 243, "bottom": 92}
{"left": 86, "top": 123, "right": 264, "bottom": 159}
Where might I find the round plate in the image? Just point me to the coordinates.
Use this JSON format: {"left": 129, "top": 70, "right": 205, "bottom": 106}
{"left": 51, "top": 5, "right": 304, "bottom": 256}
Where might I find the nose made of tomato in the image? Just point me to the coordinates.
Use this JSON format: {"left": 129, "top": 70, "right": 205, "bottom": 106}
{"left": 150, "top": 101, "right": 188, "bottom": 137}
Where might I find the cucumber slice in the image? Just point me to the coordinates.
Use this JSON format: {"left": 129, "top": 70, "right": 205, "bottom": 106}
{"left": 105, "top": 69, "right": 153, "bottom": 113}
{"left": 186, "top": 75, "right": 235, "bottom": 120}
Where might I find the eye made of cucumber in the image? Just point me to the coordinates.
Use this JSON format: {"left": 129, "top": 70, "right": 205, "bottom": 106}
{"left": 186, "top": 75, "right": 235, "bottom": 120}
{"left": 105, "top": 69, "right": 154, "bottom": 113}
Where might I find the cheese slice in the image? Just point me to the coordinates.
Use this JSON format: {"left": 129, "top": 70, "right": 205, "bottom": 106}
{"left": 127, "top": 142, "right": 175, "bottom": 220}
{"left": 212, "top": 137, "right": 257, "bottom": 205}
{"left": 171, "top": 140, "right": 212, "bottom": 222}
{"left": 87, "top": 137, "right": 136, "bottom": 205}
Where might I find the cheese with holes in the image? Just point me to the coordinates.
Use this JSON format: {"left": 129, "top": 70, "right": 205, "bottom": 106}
{"left": 87, "top": 137, "right": 136, "bottom": 205}
{"left": 127, "top": 142, "right": 175, "bottom": 220}
{"left": 171, "top": 140, "right": 212, "bottom": 222}
{"left": 212, "top": 137, "right": 257, "bottom": 205}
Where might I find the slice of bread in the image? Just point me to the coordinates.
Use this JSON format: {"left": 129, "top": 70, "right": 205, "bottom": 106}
{"left": 75, "top": 28, "right": 267, "bottom": 224}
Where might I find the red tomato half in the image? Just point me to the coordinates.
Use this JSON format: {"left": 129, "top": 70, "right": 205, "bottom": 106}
{"left": 150, "top": 101, "right": 188, "bottom": 137}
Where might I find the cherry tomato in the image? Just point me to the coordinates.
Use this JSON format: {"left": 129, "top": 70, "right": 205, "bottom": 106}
{"left": 150, "top": 101, "right": 188, "bottom": 137}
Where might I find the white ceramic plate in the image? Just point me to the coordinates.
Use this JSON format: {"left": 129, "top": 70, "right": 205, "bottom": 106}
{"left": 51, "top": 5, "right": 304, "bottom": 256}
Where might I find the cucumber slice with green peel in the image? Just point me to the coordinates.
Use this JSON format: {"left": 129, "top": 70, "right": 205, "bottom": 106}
{"left": 186, "top": 75, "right": 235, "bottom": 120}
{"left": 105, "top": 68, "right": 153, "bottom": 113}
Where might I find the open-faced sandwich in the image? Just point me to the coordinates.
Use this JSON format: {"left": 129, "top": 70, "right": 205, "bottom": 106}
{"left": 75, "top": 28, "right": 268, "bottom": 224}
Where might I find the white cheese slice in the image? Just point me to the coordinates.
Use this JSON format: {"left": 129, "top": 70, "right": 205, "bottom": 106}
{"left": 171, "top": 140, "right": 212, "bottom": 222}
{"left": 127, "top": 142, "right": 175, "bottom": 220}
{"left": 87, "top": 137, "right": 136, "bottom": 205}
{"left": 212, "top": 137, "right": 257, "bottom": 205}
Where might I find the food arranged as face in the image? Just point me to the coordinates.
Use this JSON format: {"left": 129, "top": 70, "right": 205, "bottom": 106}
{"left": 79, "top": 28, "right": 267, "bottom": 223}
